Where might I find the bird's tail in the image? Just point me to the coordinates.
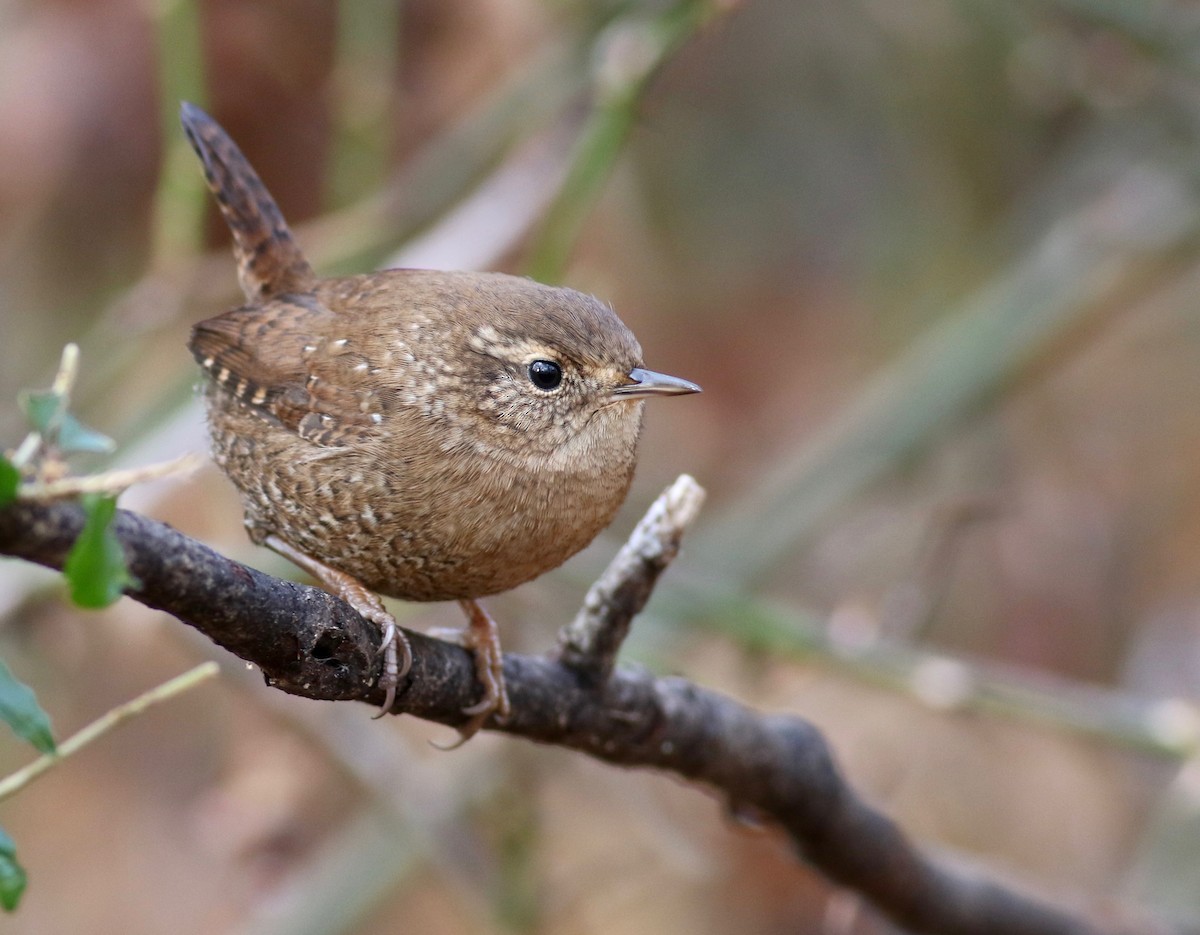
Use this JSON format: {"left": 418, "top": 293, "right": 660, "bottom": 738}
{"left": 179, "top": 102, "right": 316, "bottom": 301}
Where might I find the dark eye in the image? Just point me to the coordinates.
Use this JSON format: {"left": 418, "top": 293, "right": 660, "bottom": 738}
{"left": 528, "top": 359, "right": 563, "bottom": 391}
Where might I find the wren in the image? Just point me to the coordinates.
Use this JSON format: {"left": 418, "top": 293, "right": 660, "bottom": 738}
{"left": 181, "top": 102, "right": 699, "bottom": 739}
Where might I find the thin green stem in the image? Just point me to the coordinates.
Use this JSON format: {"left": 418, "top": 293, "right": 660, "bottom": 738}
{"left": 0, "top": 662, "right": 219, "bottom": 803}
{"left": 328, "top": 0, "right": 400, "bottom": 209}
{"left": 523, "top": 0, "right": 727, "bottom": 283}
{"left": 694, "top": 164, "right": 1200, "bottom": 586}
{"left": 652, "top": 584, "right": 1200, "bottom": 760}
{"left": 150, "top": 0, "right": 208, "bottom": 259}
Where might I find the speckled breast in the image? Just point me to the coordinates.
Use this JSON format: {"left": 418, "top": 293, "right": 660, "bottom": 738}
{"left": 204, "top": 387, "right": 637, "bottom": 603}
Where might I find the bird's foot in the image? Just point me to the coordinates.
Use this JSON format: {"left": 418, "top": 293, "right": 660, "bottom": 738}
{"left": 359, "top": 600, "right": 412, "bottom": 719}
{"left": 264, "top": 535, "right": 412, "bottom": 716}
{"left": 430, "top": 599, "right": 510, "bottom": 749}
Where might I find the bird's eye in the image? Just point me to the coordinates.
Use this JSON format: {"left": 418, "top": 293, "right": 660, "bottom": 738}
{"left": 527, "top": 359, "right": 563, "bottom": 391}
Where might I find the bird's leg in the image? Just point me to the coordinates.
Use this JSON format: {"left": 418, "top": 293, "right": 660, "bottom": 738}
{"left": 457, "top": 598, "right": 511, "bottom": 719}
{"left": 428, "top": 599, "right": 510, "bottom": 745}
{"left": 264, "top": 535, "right": 411, "bottom": 717}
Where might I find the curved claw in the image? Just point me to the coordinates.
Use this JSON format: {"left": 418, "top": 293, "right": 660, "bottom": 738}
{"left": 379, "top": 619, "right": 414, "bottom": 678}
{"left": 372, "top": 679, "right": 398, "bottom": 721}
{"left": 428, "top": 600, "right": 511, "bottom": 748}
{"left": 370, "top": 619, "right": 412, "bottom": 719}
{"left": 430, "top": 697, "right": 498, "bottom": 749}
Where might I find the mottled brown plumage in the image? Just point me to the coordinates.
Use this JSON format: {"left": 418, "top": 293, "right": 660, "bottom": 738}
{"left": 181, "top": 102, "right": 699, "bottom": 737}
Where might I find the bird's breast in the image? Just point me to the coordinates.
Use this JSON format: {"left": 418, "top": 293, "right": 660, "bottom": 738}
{"left": 204, "top": 387, "right": 641, "bottom": 602}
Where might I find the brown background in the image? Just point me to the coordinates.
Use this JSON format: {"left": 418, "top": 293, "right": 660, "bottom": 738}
{"left": 2, "top": 1, "right": 1199, "bottom": 932}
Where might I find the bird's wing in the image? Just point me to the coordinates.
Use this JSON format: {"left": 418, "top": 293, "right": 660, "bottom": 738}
{"left": 189, "top": 294, "right": 392, "bottom": 447}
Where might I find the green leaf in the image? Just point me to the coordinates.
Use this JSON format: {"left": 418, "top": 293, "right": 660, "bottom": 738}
{"left": 0, "top": 456, "right": 17, "bottom": 507}
{"left": 56, "top": 412, "right": 115, "bottom": 456}
{"left": 0, "top": 827, "right": 26, "bottom": 912}
{"left": 17, "top": 389, "right": 112, "bottom": 456}
{"left": 63, "top": 494, "right": 138, "bottom": 609}
{"left": 19, "top": 390, "right": 63, "bottom": 435}
{"left": 0, "top": 658, "right": 55, "bottom": 755}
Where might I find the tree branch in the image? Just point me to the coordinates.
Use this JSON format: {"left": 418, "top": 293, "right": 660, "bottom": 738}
{"left": 556, "top": 473, "right": 705, "bottom": 681}
{"left": 0, "top": 494, "right": 1170, "bottom": 935}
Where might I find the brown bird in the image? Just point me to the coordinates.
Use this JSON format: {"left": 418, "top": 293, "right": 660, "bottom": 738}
{"left": 181, "top": 102, "right": 699, "bottom": 740}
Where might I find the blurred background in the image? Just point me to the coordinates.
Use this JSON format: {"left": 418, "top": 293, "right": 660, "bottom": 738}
{"left": 3, "top": 0, "right": 1200, "bottom": 932}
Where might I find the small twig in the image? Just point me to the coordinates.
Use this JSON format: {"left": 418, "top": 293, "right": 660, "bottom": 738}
{"left": 8, "top": 344, "right": 82, "bottom": 473}
{"left": 50, "top": 343, "right": 80, "bottom": 399}
{"left": 16, "top": 453, "right": 203, "bottom": 501}
{"left": 7, "top": 433, "right": 40, "bottom": 472}
{"left": 0, "top": 662, "right": 219, "bottom": 802}
{"left": 557, "top": 474, "right": 705, "bottom": 681}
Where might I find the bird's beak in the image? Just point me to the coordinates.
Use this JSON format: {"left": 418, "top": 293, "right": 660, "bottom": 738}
{"left": 612, "top": 367, "right": 701, "bottom": 399}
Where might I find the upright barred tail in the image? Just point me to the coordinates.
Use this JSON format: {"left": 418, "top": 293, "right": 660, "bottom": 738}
{"left": 179, "top": 102, "right": 316, "bottom": 302}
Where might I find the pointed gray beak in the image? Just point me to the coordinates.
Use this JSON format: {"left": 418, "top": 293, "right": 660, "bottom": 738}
{"left": 612, "top": 367, "right": 701, "bottom": 399}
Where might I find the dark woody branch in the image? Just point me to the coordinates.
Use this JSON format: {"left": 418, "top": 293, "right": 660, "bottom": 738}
{"left": 0, "top": 491, "right": 1167, "bottom": 935}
